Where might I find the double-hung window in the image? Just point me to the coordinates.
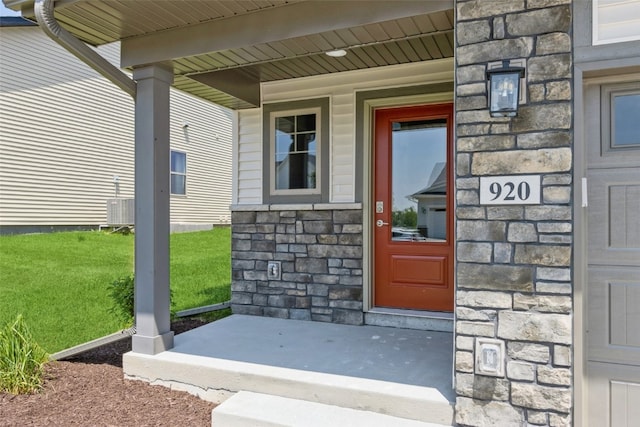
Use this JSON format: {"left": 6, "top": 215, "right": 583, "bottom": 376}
{"left": 263, "top": 98, "right": 329, "bottom": 204}
{"left": 170, "top": 150, "right": 187, "bottom": 195}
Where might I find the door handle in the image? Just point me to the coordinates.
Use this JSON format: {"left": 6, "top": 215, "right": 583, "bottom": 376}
{"left": 376, "top": 219, "right": 389, "bottom": 227}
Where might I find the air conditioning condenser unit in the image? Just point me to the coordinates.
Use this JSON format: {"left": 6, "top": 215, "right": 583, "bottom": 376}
{"left": 106, "top": 198, "right": 134, "bottom": 226}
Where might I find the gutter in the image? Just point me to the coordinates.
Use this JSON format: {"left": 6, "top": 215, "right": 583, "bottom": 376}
{"left": 33, "top": 0, "right": 136, "bottom": 98}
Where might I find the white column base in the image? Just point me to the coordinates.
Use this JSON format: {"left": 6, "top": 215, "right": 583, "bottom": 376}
{"left": 132, "top": 331, "right": 174, "bottom": 355}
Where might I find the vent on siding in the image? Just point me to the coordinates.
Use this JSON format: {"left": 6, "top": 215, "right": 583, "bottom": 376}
{"left": 106, "top": 198, "right": 134, "bottom": 225}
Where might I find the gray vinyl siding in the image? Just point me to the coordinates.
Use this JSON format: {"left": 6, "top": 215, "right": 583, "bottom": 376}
{"left": 0, "top": 26, "right": 232, "bottom": 228}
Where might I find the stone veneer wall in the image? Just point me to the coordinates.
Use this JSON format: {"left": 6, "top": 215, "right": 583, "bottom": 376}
{"left": 231, "top": 208, "right": 364, "bottom": 325}
{"left": 454, "top": 1, "right": 573, "bottom": 426}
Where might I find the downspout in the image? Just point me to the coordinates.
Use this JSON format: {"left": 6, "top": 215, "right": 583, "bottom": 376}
{"left": 31, "top": 0, "right": 139, "bottom": 348}
{"left": 33, "top": 0, "right": 136, "bottom": 98}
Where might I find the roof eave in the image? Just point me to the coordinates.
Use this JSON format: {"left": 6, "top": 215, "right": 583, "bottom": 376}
{"left": 2, "top": 0, "right": 32, "bottom": 14}
{"left": 3, "top": 0, "right": 78, "bottom": 17}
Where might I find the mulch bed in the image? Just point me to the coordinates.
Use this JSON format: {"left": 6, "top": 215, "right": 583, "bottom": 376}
{"left": 0, "top": 319, "right": 216, "bottom": 427}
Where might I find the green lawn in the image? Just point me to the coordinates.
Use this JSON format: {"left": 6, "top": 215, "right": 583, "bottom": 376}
{"left": 0, "top": 228, "right": 230, "bottom": 353}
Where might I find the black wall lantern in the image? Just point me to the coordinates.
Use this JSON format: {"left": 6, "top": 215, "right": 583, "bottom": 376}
{"left": 486, "top": 60, "right": 525, "bottom": 118}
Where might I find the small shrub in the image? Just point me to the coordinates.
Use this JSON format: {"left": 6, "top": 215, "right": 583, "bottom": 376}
{"left": 107, "top": 275, "right": 175, "bottom": 327}
{"left": 0, "top": 315, "right": 49, "bottom": 395}
{"left": 107, "top": 275, "right": 135, "bottom": 326}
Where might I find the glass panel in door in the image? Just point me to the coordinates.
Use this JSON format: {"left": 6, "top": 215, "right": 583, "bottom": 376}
{"left": 391, "top": 119, "right": 448, "bottom": 242}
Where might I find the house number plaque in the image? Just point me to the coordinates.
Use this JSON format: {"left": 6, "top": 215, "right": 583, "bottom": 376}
{"left": 479, "top": 175, "right": 541, "bottom": 205}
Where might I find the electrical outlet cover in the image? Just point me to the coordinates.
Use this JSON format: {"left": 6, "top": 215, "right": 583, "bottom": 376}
{"left": 267, "top": 261, "right": 281, "bottom": 280}
{"left": 475, "top": 338, "right": 505, "bottom": 377}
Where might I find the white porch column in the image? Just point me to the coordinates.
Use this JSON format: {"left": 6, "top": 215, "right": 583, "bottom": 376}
{"left": 131, "top": 63, "right": 174, "bottom": 355}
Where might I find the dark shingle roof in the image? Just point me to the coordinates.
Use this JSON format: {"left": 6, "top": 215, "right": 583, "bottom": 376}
{"left": 0, "top": 16, "right": 36, "bottom": 27}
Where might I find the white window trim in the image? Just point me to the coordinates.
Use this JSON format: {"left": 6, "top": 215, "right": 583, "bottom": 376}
{"left": 269, "top": 106, "right": 322, "bottom": 197}
{"left": 170, "top": 149, "right": 187, "bottom": 196}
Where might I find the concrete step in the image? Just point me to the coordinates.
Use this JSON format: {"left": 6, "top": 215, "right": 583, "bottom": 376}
{"left": 365, "top": 308, "right": 453, "bottom": 332}
{"left": 212, "top": 391, "right": 452, "bottom": 427}
{"left": 125, "top": 350, "right": 454, "bottom": 425}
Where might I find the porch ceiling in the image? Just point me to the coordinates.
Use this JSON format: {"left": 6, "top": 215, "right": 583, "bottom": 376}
{"left": 10, "top": 0, "right": 454, "bottom": 109}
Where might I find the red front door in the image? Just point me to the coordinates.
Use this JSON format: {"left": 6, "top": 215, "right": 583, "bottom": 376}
{"left": 373, "top": 104, "right": 454, "bottom": 311}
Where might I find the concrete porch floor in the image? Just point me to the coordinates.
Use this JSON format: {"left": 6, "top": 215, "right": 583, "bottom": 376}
{"left": 123, "top": 314, "right": 455, "bottom": 424}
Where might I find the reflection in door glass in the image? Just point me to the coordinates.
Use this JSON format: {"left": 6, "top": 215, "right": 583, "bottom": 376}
{"left": 391, "top": 119, "right": 447, "bottom": 242}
